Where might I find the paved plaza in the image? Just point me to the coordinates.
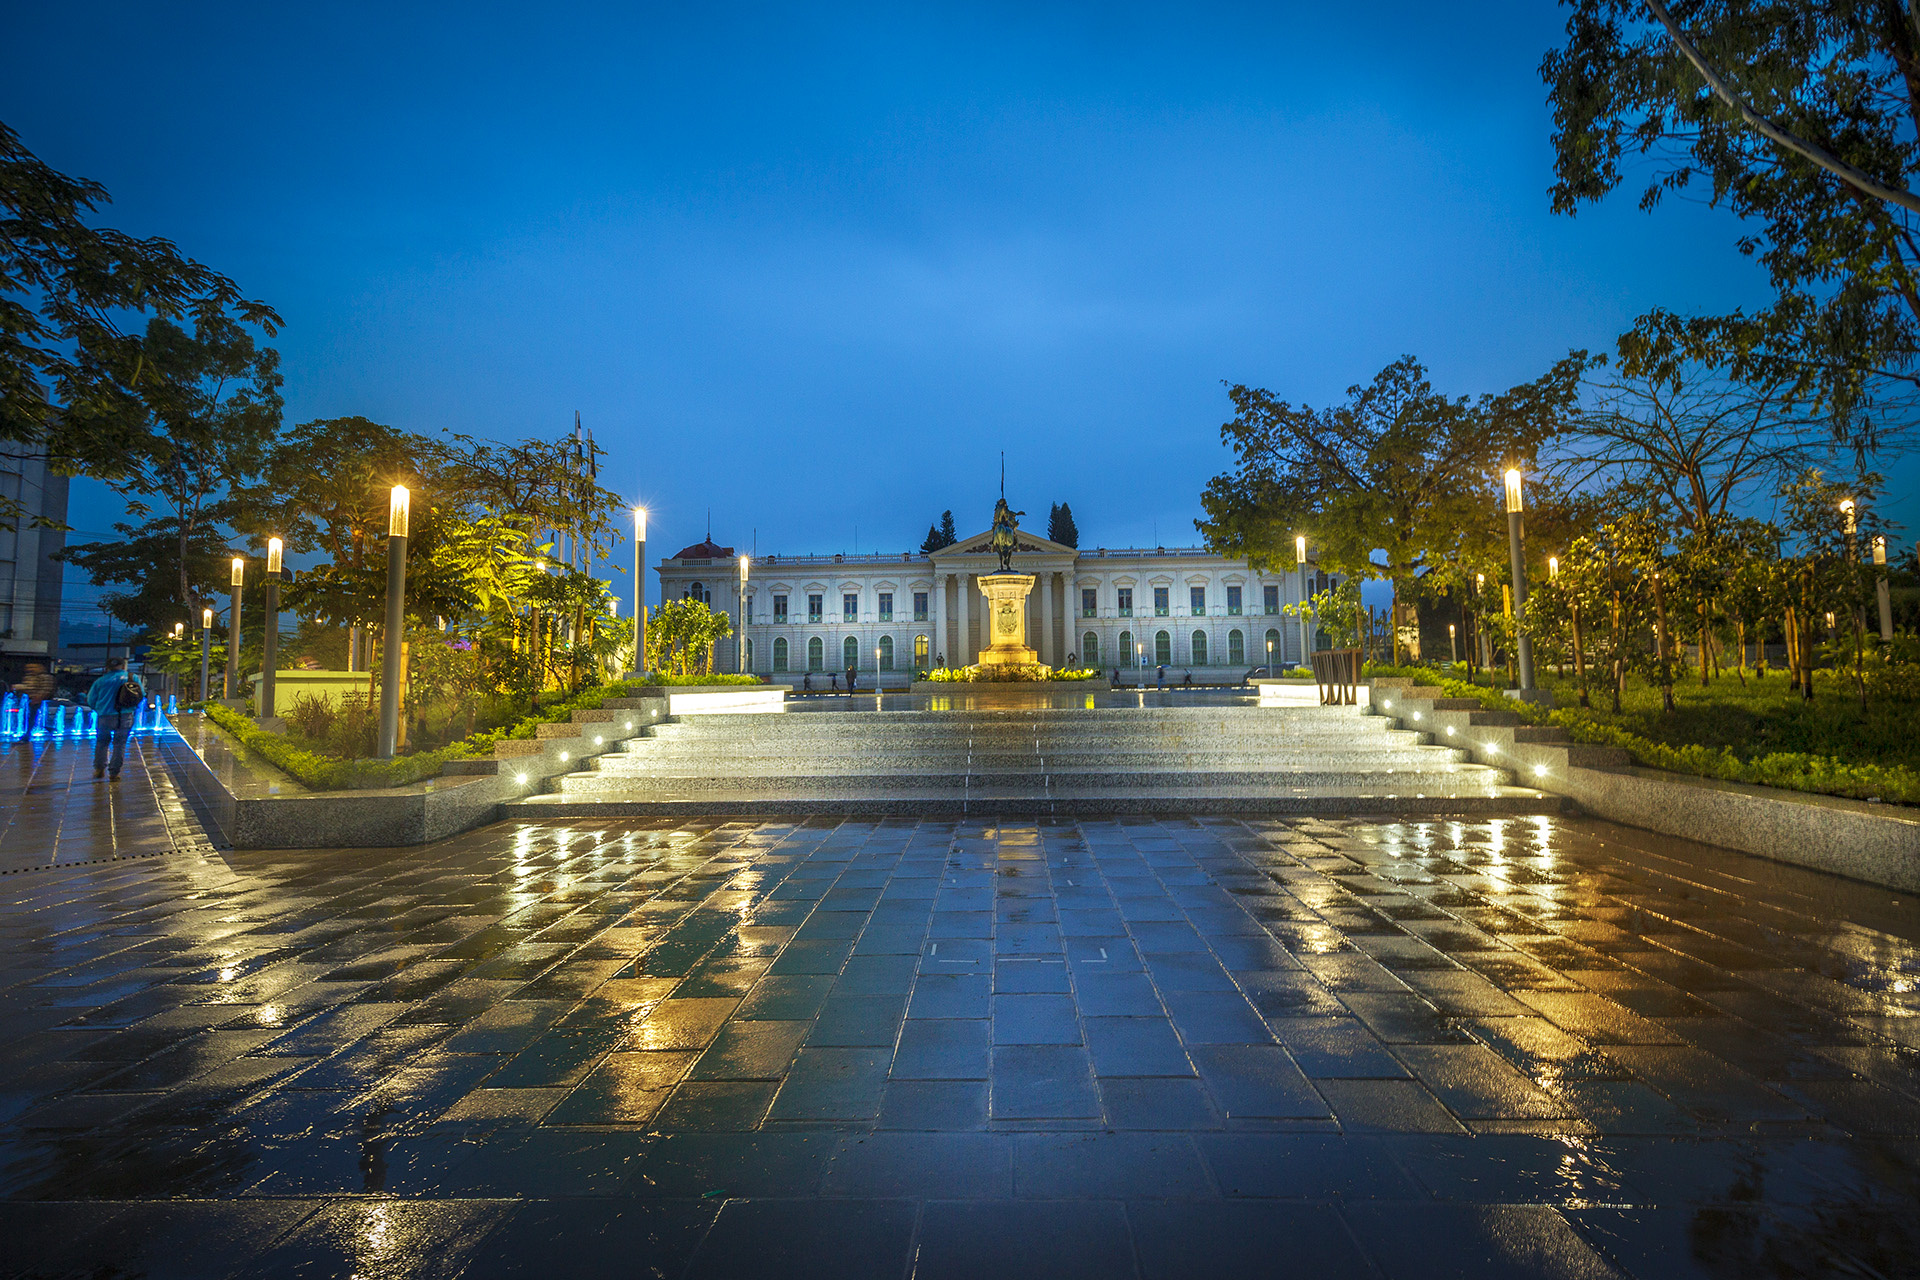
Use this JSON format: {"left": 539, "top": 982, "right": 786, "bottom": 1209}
{"left": 2, "top": 739, "right": 1919, "bottom": 1277}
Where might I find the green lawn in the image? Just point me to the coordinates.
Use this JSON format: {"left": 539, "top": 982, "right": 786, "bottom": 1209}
{"left": 1378, "top": 660, "right": 1920, "bottom": 805}
{"left": 1495, "top": 666, "right": 1920, "bottom": 774}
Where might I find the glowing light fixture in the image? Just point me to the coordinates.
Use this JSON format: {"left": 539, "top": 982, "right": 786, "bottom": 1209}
{"left": 388, "top": 486, "right": 410, "bottom": 538}
{"left": 1504, "top": 468, "right": 1524, "bottom": 513}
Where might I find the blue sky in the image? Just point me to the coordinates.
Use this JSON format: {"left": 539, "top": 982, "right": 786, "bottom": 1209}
{"left": 9, "top": 1, "right": 1910, "bottom": 621}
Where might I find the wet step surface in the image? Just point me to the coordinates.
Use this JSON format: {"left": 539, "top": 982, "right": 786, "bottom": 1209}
{"left": 3, "top": 811, "right": 1919, "bottom": 1277}
{"left": 531, "top": 704, "right": 1547, "bottom": 818}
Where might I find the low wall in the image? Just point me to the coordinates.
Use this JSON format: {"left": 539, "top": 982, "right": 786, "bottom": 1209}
{"left": 907, "top": 679, "right": 1113, "bottom": 694}
{"left": 639, "top": 685, "right": 790, "bottom": 715}
{"left": 1366, "top": 678, "right": 1920, "bottom": 892}
{"left": 162, "top": 696, "right": 670, "bottom": 849}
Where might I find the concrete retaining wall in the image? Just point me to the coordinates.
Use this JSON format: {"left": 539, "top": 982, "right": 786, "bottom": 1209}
{"left": 163, "top": 695, "right": 673, "bottom": 849}
{"left": 1366, "top": 677, "right": 1920, "bottom": 892}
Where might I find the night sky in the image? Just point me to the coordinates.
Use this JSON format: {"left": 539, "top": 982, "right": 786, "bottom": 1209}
{"left": 10, "top": 1, "right": 1908, "bottom": 622}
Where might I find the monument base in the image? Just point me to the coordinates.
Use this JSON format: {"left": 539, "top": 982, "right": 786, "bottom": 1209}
{"left": 975, "top": 572, "right": 1037, "bottom": 668}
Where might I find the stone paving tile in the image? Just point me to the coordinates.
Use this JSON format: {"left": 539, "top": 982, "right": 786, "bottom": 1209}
{"left": 4, "top": 809, "right": 1920, "bottom": 1275}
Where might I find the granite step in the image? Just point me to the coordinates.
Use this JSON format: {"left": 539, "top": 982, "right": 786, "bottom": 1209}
{"left": 506, "top": 784, "right": 1565, "bottom": 818}
{"left": 554, "top": 763, "right": 1513, "bottom": 795}
{"left": 586, "top": 746, "right": 1470, "bottom": 772}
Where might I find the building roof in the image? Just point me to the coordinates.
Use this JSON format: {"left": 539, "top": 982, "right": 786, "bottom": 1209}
{"left": 671, "top": 539, "right": 735, "bottom": 560}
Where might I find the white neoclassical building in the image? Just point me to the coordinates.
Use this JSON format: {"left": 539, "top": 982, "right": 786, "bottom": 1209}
{"left": 658, "top": 528, "right": 1340, "bottom": 683}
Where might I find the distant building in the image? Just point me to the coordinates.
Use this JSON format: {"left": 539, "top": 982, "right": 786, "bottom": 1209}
{"left": 657, "top": 526, "right": 1338, "bottom": 678}
{"left": 0, "top": 448, "right": 67, "bottom": 662}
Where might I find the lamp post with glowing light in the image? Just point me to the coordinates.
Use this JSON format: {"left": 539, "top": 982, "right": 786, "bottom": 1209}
{"left": 1294, "top": 535, "right": 1309, "bottom": 668}
{"left": 377, "top": 487, "right": 409, "bottom": 759}
{"left": 1503, "top": 468, "right": 1537, "bottom": 693}
{"left": 1875, "top": 536, "right": 1894, "bottom": 641}
{"left": 260, "top": 538, "right": 283, "bottom": 720}
{"left": 225, "top": 557, "right": 244, "bottom": 700}
{"left": 634, "top": 508, "right": 648, "bottom": 675}
{"left": 199, "top": 607, "right": 213, "bottom": 704}
{"left": 739, "top": 554, "right": 750, "bottom": 675}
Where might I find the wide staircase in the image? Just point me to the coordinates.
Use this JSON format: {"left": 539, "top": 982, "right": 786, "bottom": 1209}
{"left": 503, "top": 704, "right": 1559, "bottom": 818}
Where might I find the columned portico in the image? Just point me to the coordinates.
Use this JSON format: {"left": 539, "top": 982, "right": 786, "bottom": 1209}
{"left": 956, "top": 573, "right": 971, "bottom": 665}
{"left": 1039, "top": 570, "right": 1054, "bottom": 666}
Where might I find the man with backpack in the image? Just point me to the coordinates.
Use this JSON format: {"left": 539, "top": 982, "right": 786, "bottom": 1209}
{"left": 87, "top": 658, "right": 142, "bottom": 780}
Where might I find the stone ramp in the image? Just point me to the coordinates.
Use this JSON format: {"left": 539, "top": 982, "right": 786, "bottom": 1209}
{"left": 504, "top": 703, "right": 1563, "bottom": 818}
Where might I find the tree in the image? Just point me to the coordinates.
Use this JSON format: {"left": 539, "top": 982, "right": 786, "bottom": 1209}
{"left": 240, "top": 416, "right": 441, "bottom": 574}
{"left": 920, "top": 509, "right": 958, "bottom": 553}
{"left": 1555, "top": 312, "right": 1881, "bottom": 537}
{"left": 645, "top": 597, "right": 733, "bottom": 676}
{"left": 58, "top": 315, "right": 282, "bottom": 635}
{"left": 1542, "top": 2, "right": 1920, "bottom": 428}
{"left": 0, "top": 122, "right": 280, "bottom": 510}
{"left": 1047, "top": 502, "right": 1080, "bottom": 547}
{"left": 1199, "top": 355, "right": 1587, "bottom": 662}
{"left": 57, "top": 521, "right": 232, "bottom": 634}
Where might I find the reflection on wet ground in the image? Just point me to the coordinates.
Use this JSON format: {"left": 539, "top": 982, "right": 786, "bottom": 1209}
{"left": 3, "top": 810, "right": 1919, "bottom": 1278}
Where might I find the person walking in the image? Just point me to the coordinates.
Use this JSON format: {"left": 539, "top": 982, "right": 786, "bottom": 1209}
{"left": 846, "top": 665, "right": 858, "bottom": 694}
{"left": 12, "top": 662, "right": 54, "bottom": 740}
{"left": 1156, "top": 663, "right": 1165, "bottom": 690}
{"left": 87, "top": 658, "right": 141, "bottom": 781}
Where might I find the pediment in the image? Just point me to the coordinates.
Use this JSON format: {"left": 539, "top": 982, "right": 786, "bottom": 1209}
{"left": 941, "top": 529, "right": 1078, "bottom": 558}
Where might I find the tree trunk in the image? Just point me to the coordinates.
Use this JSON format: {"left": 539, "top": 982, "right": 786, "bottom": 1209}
{"left": 1652, "top": 573, "right": 1675, "bottom": 712}
{"left": 1735, "top": 618, "right": 1747, "bottom": 686}
{"left": 1609, "top": 589, "right": 1624, "bottom": 714}
{"left": 1800, "top": 569, "right": 1816, "bottom": 702}
{"left": 1785, "top": 609, "right": 1800, "bottom": 693}
{"left": 1571, "top": 599, "right": 1590, "bottom": 709}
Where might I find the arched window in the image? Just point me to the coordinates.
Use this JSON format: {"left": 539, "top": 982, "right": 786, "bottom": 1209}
{"left": 1118, "top": 630, "right": 1133, "bottom": 665}
{"left": 878, "top": 635, "right": 895, "bottom": 670}
{"left": 687, "top": 581, "right": 708, "bottom": 603}
{"left": 1265, "top": 628, "right": 1281, "bottom": 667}
{"left": 1191, "top": 630, "right": 1208, "bottom": 665}
{"left": 914, "top": 635, "right": 929, "bottom": 668}
{"left": 1155, "top": 630, "right": 1171, "bottom": 665}
{"left": 1228, "top": 629, "right": 1244, "bottom": 665}
{"left": 844, "top": 636, "right": 860, "bottom": 670}
{"left": 808, "top": 636, "right": 824, "bottom": 671}
{"left": 1082, "top": 632, "right": 1099, "bottom": 666}
{"left": 773, "top": 637, "right": 789, "bottom": 672}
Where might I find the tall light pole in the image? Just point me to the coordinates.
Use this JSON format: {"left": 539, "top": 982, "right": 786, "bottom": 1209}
{"left": 377, "top": 486, "right": 410, "bottom": 759}
{"left": 639, "top": 509, "right": 652, "bottom": 675}
{"left": 1875, "top": 535, "right": 1894, "bottom": 641}
{"left": 1504, "top": 468, "right": 1536, "bottom": 692}
{"left": 261, "top": 537, "right": 283, "bottom": 721}
{"left": 739, "top": 553, "right": 750, "bottom": 675}
{"left": 1294, "top": 534, "right": 1309, "bottom": 668}
{"left": 199, "top": 607, "right": 213, "bottom": 705}
{"left": 225, "top": 557, "right": 244, "bottom": 700}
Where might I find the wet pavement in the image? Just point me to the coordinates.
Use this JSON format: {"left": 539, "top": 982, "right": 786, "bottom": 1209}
{"left": 3, "top": 797, "right": 1920, "bottom": 1277}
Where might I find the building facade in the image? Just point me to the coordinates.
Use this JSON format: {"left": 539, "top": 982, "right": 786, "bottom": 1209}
{"left": 657, "top": 527, "right": 1340, "bottom": 680}
{"left": 0, "top": 448, "right": 67, "bottom": 663}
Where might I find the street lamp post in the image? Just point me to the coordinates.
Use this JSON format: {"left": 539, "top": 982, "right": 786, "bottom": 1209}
{"left": 225, "top": 557, "right": 244, "bottom": 700}
{"left": 199, "top": 607, "right": 213, "bottom": 705}
{"left": 377, "top": 487, "right": 409, "bottom": 759}
{"left": 1294, "top": 535, "right": 1309, "bottom": 669}
{"left": 1875, "top": 536, "right": 1894, "bottom": 641}
{"left": 261, "top": 538, "right": 282, "bottom": 721}
{"left": 634, "top": 508, "right": 648, "bottom": 676}
{"left": 1448, "top": 623, "right": 1457, "bottom": 665}
{"left": 1504, "top": 469, "right": 1536, "bottom": 693}
{"left": 739, "top": 554, "right": 750, "bottom": 675}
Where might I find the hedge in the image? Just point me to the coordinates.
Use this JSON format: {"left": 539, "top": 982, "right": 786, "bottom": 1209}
{"left": 1364, "top": 663, "right": 1920, "bottom": 805}
{"left": 201, "top": 678, "right": 654, "bottom": 792}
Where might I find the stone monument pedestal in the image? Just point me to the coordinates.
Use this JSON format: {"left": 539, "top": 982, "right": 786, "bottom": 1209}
{"left": 976, "top": 572, "right": 1038, "bottom": 666}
